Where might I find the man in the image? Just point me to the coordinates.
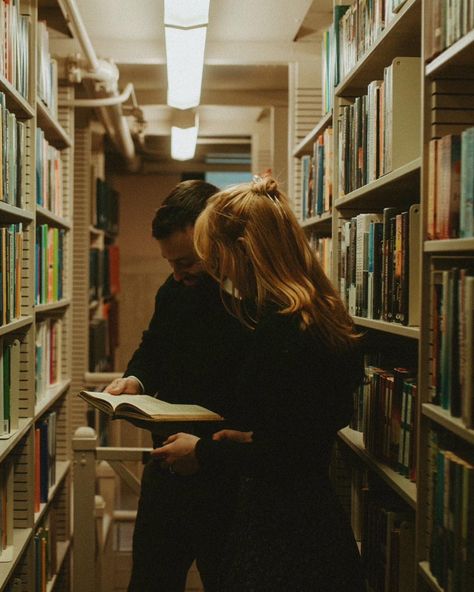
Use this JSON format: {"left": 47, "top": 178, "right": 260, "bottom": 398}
{"left": 105, "top": 180, "right": 249, "bottom": 592}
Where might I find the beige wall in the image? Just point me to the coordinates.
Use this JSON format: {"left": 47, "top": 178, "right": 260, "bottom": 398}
{"left": 109, "top": 173, "right": 181, "bottom": 373}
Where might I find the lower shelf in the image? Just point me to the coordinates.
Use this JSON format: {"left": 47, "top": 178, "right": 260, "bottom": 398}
{"left": 0, "top": 527, "right": 33, "bottom": 588}
{"left": 338, "top": 427, "right": 417, "bottom": 508}
{"left": 418, "top": 561, "right": 443, "bottom": 592}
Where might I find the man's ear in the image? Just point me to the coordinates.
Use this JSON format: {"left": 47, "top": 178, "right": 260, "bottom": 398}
{"left": 236, "top": 237, "right": 247, "bottom": 253}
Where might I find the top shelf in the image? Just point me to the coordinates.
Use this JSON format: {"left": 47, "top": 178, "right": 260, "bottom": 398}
{"left": 37, "top": 99, "right": 72, "bottom": 149}
{"left": 426, "top": 30, "right": 474, "bottom": 77}
{"left": 335, "top": 0, "right": 421, "bottom": 97}
{"left": 292, "top": 112, "right": 332, "bottom": 158}
{"left": 38, "top": 0, "right": 74, "bottom": 38}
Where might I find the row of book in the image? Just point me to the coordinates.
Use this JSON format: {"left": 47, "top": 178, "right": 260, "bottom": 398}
{"left": 430, "top": 264, "right": 474, "bottom": 428}
{"left": 1, "top": 93, "right": 26, "bottom": 208}
{"left": 337, "top": 1, "right": 409, "bottom": 88}
{"left": 89, "top": 245, "right": 120, "bottom": 302}
{"left": 308, "top": 233, "right": 332, "bottom": 278}
{"left": 300, "top": 127, "right": 333, "bottom": 220}
{"left": 0, "top": 0, "right": 29, "bottom": 99}
{"left": 338, "top": 57, "right": 420, "bottom": 195}
{"left": 35, "top": 225, "right": 65, "bottom": 305}
{"left": 0, "top": 337, "right": 20, "bottom": 437}
{"left": 35, "top": 318, "right": 62, "bottom": 403}
{"left": 429, "top": 430, "right": 474, "bottom": 591}
{"left": 36, "top": 128, "right": 62, "bottom": 216}
{"left": 427, "top": 126, "right": 474, "bottom": 240}
{"left": 352, "top": 365, "right": 417, "bottom": 481}
{"left": 37, "top": 21, "right": 58, "bottom": 117}
{"left": 429, "top": 0, "right": 474, "bottom": 61}
{"left": 93, "top": 179, "right": 119, "bottom": 235}
{"left": 353, "top": 477, "right": 415, "bottom": 592}
{"left": 0, "top": 224, "right": 23, "bottom": 326}
{"left": 339, "top": 207, "right": 420, "bottom": 325}
{"left": 34, "top": 410, "right": 57, "bottom": 511}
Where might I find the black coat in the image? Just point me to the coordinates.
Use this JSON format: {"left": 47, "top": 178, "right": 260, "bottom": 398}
{"left": 196, "top": 311, "right": 366, "bottom": 591}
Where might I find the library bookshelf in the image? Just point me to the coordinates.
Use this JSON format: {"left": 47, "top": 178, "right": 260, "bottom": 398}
{"left": 0, "top": 0, "right": 75, "bottom": 590}
{"left": 292, "top": 1, "right": 474, "bottom": 591}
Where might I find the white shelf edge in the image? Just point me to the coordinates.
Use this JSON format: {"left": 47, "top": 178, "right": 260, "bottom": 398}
{"left": 0, "top": 202, "right": 34, "bottom": 222}
{"left": 0, "top": 418, "right": 32, "bottom": 464}
{"left": 426, "top": 29, "right": 474, "bottom": 77}
{"left": 424, "top": 238, "right": 474, "bottom": 252}
{"left": 0, "top": 73, "right": 35, "bottom": 119}
{"left": 0, "top": 316, "right": 34, "bottom": 337}
{"left": 36, "top": 205, "right": 71, "bottom": 229}
{"left": 418, "top": 561, "right": 444, "bottom": 592}
{"left": 36, "top": 98, "right": 72, "bottom": 149}
{"left": 352, "top": 316, "right": 420, "bottom": 339}
{"left": 0, "top": 527, "right": 33, "bottom": 588}
{"left": 300, "top": 211, "right": 332, "bottom": 229}
{"left": 35, "top": 379, "right": 71, "bottom": 420}
{"left": 338, "top": 427, "right": 417, "bottom": 508}
{"left": 34, "top": 460, "right": 71, "bottom": 528}
{"left": 34, "top": 299, "right": 71, "bottom": 315}
{"left": 292, "top": 111, "right": 333, "bottom": 158}
{"left": 335, "top": 157, "right": 421, "bottom": 208}
{"left": 422, "top": 403, "right": 474, "bottom": 445}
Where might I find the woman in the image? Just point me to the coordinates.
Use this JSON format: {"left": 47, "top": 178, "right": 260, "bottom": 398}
{"left": 153, "top": 177, "right": 366, "bottom": 591}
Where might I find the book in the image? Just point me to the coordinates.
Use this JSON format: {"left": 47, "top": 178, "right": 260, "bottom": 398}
{"left": 78, "top": 390, "right": 224, "bottom": 423}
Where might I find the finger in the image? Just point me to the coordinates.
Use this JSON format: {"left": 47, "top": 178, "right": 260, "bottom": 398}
{"left": 212, "top": 430, "right": 229, "bottom": 441}
{"left": 163, "top": 434, "right": 179, "bottom": 445}
{"left": 106, "top": 379, "right": 125, "bottom": 394}
{"left": 151, "top": 444, "right": 171, "bottom": 459}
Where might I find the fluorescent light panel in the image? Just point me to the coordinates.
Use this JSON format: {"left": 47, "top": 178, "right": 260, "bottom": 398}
{"left": 171, "top": 125, "right": 199, "bottom": 161}
{"left": 166, "top": 26, "right": 206, "bottom": 110}
{"left": 164, "top": 0, "right": 210, "bottom": 27}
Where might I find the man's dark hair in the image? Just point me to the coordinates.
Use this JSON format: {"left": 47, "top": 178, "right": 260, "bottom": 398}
{"left": 152, "top": 180, "right": 219, "bottom": 239}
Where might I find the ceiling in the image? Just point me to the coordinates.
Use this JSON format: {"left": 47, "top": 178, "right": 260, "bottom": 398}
{"left": 50, "top": 0, "right": 333, "bottom": 166}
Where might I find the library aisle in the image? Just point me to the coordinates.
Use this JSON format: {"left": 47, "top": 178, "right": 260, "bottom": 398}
{"left": 0, "top": 1, "right": 473, "bottom": 591}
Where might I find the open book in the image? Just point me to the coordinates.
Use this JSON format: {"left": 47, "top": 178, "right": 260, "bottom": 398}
{"left": 78, "top": 391, "right": 224, "bottom": 423}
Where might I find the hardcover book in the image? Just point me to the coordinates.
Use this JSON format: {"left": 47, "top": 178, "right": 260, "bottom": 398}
{"left": 78, "top": 390, "right": 224, "bottom": 424}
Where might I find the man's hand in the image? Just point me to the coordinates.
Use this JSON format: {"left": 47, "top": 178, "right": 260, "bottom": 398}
{"left": 104, "top": 377, "right": 142, "bottom": 395}
{"left": 151, "top": 433, "right": 200, "bottom": 476}
{"left": 212, "top": 429, "right": 253, "bottom": 443}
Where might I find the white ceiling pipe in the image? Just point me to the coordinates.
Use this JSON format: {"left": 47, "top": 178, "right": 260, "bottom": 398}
{"left": 58, "top": 0, "right": 139, "bottom": 166}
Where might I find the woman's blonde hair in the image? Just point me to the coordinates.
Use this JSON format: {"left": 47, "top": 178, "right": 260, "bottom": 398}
{"left": 194, "top": 176, "right": 357, "bottom": 350}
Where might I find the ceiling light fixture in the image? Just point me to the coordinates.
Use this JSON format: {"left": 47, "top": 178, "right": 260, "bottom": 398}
{"left": 165, "top": 26, "right": 207, "bottom": 110}
{"left": 164, "top": 0, "right": 210, "bottom": 28}
{"left": 171, "top": 123, "right": 199, "bottom": 161}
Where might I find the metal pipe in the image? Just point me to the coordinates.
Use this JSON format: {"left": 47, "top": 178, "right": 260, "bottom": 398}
{"left": 62, "top": 83, "right": 134, "bottom": 108}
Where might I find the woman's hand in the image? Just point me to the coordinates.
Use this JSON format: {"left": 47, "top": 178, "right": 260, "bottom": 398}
{"left": 151, "top": 433, "right": 200, "bottom": 476}
{"left": 212, "top": 429, "right": 253, "bottom": 443}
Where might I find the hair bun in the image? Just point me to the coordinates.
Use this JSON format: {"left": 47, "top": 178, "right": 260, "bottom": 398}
{"left": 251, "top": 175, "right": 279, "bottom": 198}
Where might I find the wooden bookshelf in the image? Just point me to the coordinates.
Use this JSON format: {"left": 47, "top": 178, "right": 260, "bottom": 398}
{"left": 418, "top": 562, "right": 443, "bottom": 592}
{"left": 35, "top": 299, "right": 71, "bottom": 315}
{"left": 36, "top": 205, "right": 72, "bottom": 229}
{"left": 0, "top": 73, "right": 35, "bottom": 119}
{"left": 0, "top": 419, "right": 33, "bottom": 465}
{"left": 34, "top": 461, "right": 71, "bottom": 526}
{"left": 335, "top": 158, "right": 421, "bottom": 211}
{"left": 338, "top": 427, "right": 417, "bottom": 509}
{"left": 292, "top": 111, "right": 332, "bottom": 158}
{"left": 36, "top": 98, "right": 72, "bottom": 149}
{"left": 0, "top": 317, "right": 34, "bottom": 337}
{"left": 426, "top": 29, "right": 474, "bottom": 77}
{"left": 422, "top": 404, "right": 474, "bottom": 446}
{"left": 301, "top": 211, "right": 332, "bottom": 230}
{"left": 46, "top": 540, "right": 72, "bottom": 592}
{"left": 352, "top": 316, "right": 420, "bottom": 339}
{"left": 0, "top": 528, "right": 34, "bottom": 588}
{"left": 335, "top": 0, "right": 421, "bottom": 97}
{"left": 0, "top": 202, "right": 34, "bottom": 224}
{"left": 424, "top": 238, "right": 474, "bottom": 253}
{"left": 35, "top": 379, "right": 72, "bottom": 421}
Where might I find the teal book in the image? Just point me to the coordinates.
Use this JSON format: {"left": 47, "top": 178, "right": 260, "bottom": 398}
{"left": 460, "top": 126, "right": 474, "bottom": 238}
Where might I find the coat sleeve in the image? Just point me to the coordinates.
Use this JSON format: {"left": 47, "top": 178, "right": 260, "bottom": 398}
{"left": 123, "top": 279, "right": 172, "bottom": 394}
